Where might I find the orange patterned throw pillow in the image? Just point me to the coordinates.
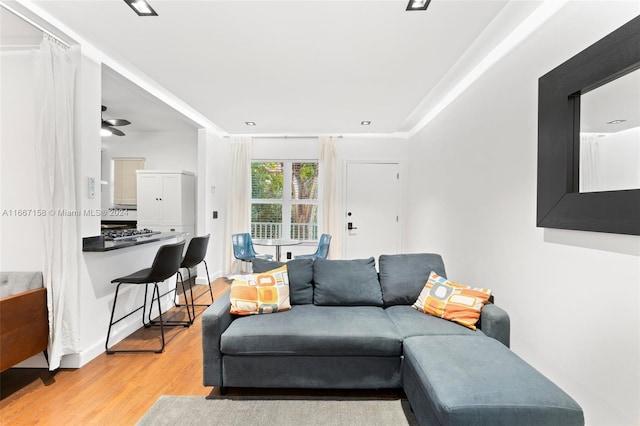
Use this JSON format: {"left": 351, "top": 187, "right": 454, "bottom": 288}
{"left": 230, "top": 265, "right": 291, "bottom": 315}
{"left": 412, "top": 272, "right": 491, "bottom": 330}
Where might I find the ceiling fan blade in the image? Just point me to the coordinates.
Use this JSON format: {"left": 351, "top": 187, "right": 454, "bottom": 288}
{"left": 104, "top": 118, "right": 131, "bottom": 127}
{"left": 105, "top": 126, "right": 126, "bottom": 137}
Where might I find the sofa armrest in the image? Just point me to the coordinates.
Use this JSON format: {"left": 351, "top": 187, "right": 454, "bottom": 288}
{"left": 479, "top": 303, "right": 510, "bottom": 347}
{"left": 202, "top": 290, "right": 234, "bottom": 387}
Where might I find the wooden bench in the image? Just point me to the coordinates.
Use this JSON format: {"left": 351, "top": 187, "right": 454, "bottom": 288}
{"left": 0, "top": 272, "right": 48, "bottom": 372}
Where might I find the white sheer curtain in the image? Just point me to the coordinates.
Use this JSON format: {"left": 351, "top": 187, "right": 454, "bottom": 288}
{"left": 319, "top": 136, "right": 341, "bottom": 259}
{"left": 580, "top": 134, "right": 601, "bottom": 192}
{"left": 225, "top": 137, "right": 252, "bottom": 272}
{"left": 33, "top": 36, "right": 80, "bottom": 370}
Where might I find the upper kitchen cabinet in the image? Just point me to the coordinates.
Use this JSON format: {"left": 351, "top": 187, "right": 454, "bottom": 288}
{"left": 136, "top": 170, "right": 195, "bottom": 234}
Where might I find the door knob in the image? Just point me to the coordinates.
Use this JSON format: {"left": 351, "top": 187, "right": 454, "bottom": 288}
{"left": 348, "top": 222, "right": 358, "bottom": 230}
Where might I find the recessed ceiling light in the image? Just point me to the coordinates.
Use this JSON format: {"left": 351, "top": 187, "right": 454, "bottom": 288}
{"left": 124, "top": 0, "right": 158, "bottom": 16}
{"left": 245, "top": 121, "right": 256, "bottom": 126}
{"left": 606, "top": 119, "right": 626, "bottom": 125}
{"left": 406, "top": 0, "right": 431, "bottom": 11}
{"left": 361, "top": 121, "right": 371, "bottom": 126}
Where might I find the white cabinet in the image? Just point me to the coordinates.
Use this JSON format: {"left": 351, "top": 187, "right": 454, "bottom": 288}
{"left": 136, "top": 171, "right": 195, "bottom": 235}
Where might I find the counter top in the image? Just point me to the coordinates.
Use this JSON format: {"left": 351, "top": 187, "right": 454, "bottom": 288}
{"left": 82, "top": 232, "right": 186, "bottom": 252}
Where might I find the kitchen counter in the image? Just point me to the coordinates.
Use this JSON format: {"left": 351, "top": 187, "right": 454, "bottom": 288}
{"left": 82, "top": 232, "right": 186, "bottom": 252}
{"left": 80, "top": 232, "right": 184, "bottom": 365}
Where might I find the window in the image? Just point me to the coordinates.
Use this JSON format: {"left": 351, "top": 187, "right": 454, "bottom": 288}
{"left": 251, "top": 161, "right": 319, "bottom": 241}
{"left": 112, "top": 158, "right": 145, "bottom": 206}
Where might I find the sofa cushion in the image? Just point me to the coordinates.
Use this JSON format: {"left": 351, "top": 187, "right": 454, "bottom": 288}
{"left": 412, "top": 272, "right": 491, "bottom": 330}
{"left": 385, "top": 305, "right": 481, "bottom": 339}
{"left": 402, "top": 336, "right": 584, "bottom": 426}
{"left": 378, "top": 253, "right": 446, "bottom": 306}
{"left": 252, "top": 258, "right": 314, "bottom": 304}
{"left": 221, "top": 305, "right": 401, "bottom": 356}
{"left": 229, "top": 265, "right": 291, "bottom": 315}
{"left": 313, "top": 257, "right": 382, "bottom": 306}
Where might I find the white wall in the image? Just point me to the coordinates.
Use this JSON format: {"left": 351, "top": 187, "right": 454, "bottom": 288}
{"left": 405, "top": 3, "right": 640, "bottom": 425}
{"left": 0, "top": 44, "right": 186, "bottom": 368}
{"left": 196, "top": 129, "right": 228, "bottom": 280}
{"left": 0, "top": 52, "right": 45, "bottom": 271}
{"left": 77, "top": 53, "right": 103, "bottom": 240}
{"left": 599, "top": 128, "right": 640, "bottom": 191}
{"left": 581, "top": 127, "right": 640, "bottom": 193}
{"left": 101, "top": 130, "right": 198, "bottom": 216}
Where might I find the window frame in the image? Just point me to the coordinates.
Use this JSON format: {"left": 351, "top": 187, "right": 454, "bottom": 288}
{"left": 251, "top": 160, "right": 320, "bottom": 241}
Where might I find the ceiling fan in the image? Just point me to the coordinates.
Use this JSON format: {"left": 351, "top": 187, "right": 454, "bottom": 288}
{"left": 101, "top": 105, "right": 130, "bottom": 137}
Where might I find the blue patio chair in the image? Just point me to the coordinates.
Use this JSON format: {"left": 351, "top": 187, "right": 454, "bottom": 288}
{"left": 294, "top": 234, "right": 331, "bottom": 259}
{"left": 232, "top": 233, "right": 273, "bottom": 271}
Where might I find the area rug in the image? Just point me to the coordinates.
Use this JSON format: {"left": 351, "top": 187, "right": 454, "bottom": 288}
{"left": 137, "top": 396, "right": 418, "bottom": 425}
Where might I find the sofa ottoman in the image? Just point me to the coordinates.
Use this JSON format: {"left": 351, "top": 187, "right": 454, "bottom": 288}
{"left": 402, "top": 335, "right": 584, "bottom": 426}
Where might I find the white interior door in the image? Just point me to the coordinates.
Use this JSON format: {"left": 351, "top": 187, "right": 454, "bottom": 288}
{"left": 344, "top": 162, "right": 400, "bottom": 262}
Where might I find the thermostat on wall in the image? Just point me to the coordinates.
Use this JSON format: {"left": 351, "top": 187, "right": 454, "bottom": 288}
{"left": 88, "top": 177, "right": 95, "bottom": 199}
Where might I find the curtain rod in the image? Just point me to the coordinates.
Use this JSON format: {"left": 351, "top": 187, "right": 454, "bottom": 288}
{"left": 2, "top": 45, "right": 40, "bottom": 49}
{"left": 43, "top": 32, "right": 69, "bottom": 50}
{"left": 1, "top": 4, "right": 71, "bottom": 49}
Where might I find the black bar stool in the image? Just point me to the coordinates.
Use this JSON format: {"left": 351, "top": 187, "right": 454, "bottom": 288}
{"left": 105, "top": 240, "right": 186, "bottom": 354}
{"left": 177, "top": 234, "right": 212, "bottom": 318}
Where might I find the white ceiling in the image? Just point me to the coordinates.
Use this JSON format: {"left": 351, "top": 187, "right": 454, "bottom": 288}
{"left": 5, "top": 0, "right": 527, "bottom": 135}
{"left": 0, "top": 2, "right": 40, "bottom": 48}
{"left": 0, "top": 5, "right": 199, "bottom": 134}
{"left": 580, "top": 68, "right": 640, "bottom": 134}
{"left": 101, "top": 65, "right": 200, "bottom": 133}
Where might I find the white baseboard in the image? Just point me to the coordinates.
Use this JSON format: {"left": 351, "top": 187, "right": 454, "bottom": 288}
{"left": 14, "top": 292, "right": 181, "bottom": 370}
{"left": 195, "top": 270, "right": 224, "bottom": 285}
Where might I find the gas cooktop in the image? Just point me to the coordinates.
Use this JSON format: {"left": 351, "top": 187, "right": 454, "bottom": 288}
{"left": 103, "top": 228, "right": 161, "bottom": 241}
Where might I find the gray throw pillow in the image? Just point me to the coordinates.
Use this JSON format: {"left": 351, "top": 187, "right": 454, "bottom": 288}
{"left": 313, "top": 257, "right": 383, "bottom": 306}
{"left": 251, "top": 258, "right": 314, "bottom": 304}
{"left": 252, "top": 258, "right": 284, "bottom": 273}
{"left": 378, "top": 253, "right": 446, "bottom": 306}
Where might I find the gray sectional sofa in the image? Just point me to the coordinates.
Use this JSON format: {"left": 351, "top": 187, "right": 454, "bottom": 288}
{"left": 202, "top": 253, "right": 584, "bottom": 425}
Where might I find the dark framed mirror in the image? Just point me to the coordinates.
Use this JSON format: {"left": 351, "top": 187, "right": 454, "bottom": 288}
{"left": 537, "top": 15, "right": 640, "bottom": 235}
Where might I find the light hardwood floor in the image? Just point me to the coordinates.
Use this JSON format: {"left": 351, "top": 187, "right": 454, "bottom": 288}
{"left": 0, "top": 279, "right": 228, "bottom": 425}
